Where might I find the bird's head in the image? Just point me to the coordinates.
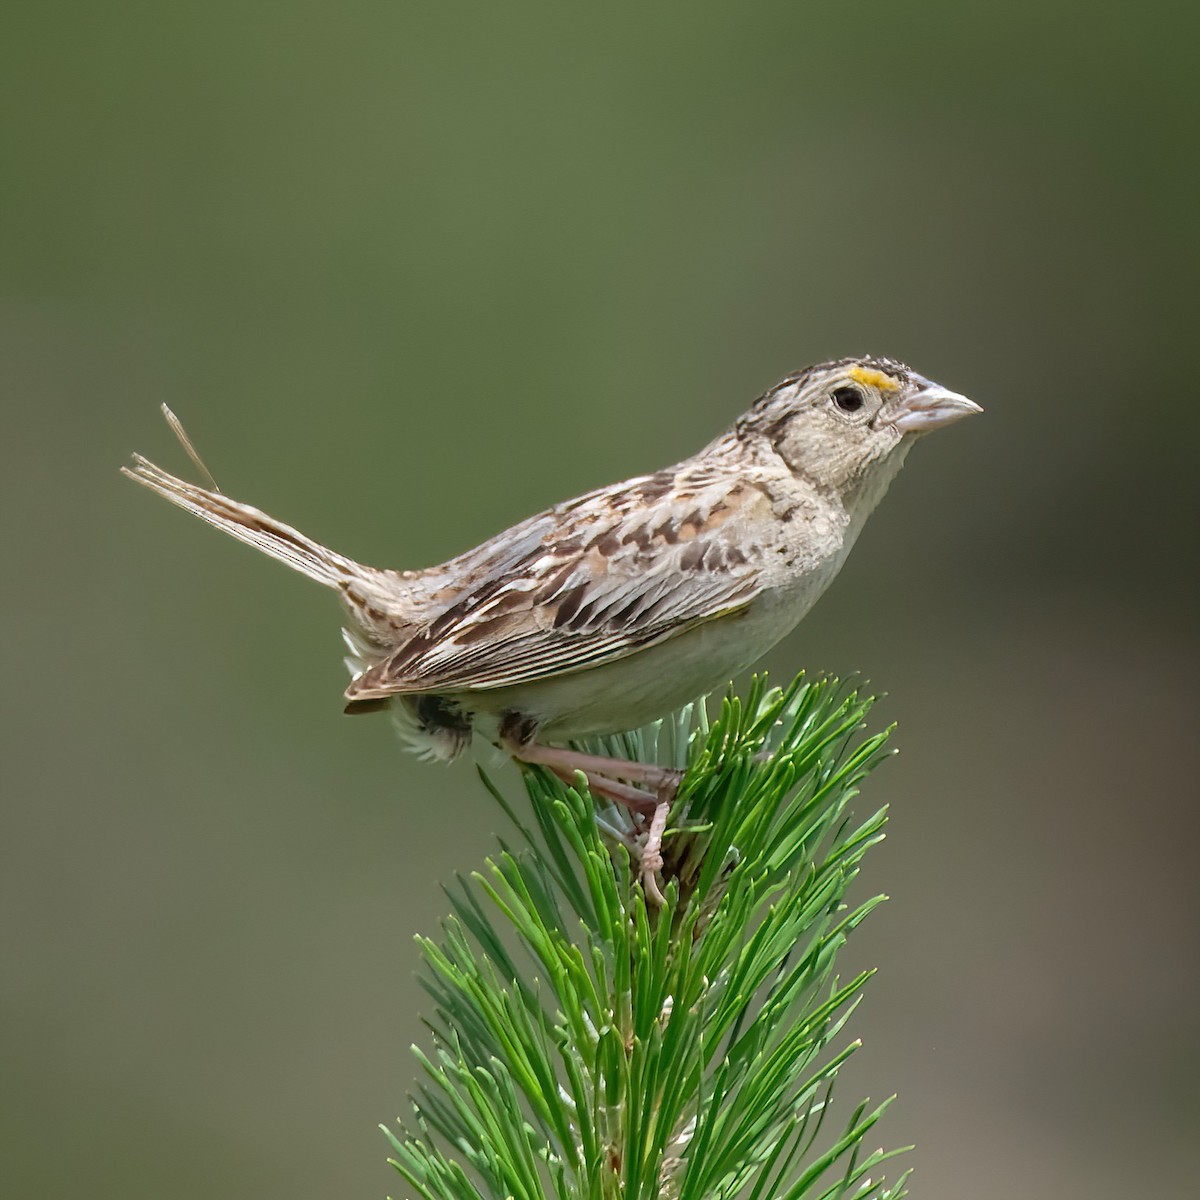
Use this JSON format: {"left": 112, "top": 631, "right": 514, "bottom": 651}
{"left": 738, "top": 356, "right": 982, "bottom": 506}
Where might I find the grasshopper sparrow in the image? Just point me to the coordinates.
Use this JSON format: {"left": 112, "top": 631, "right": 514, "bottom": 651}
{"left": 124, "top": 357, "right": 980, "bottom": 898}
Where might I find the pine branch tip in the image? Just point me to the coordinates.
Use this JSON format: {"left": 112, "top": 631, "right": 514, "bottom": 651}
{"left": 388, "top": 671, "right": 909, "bottom": 1199}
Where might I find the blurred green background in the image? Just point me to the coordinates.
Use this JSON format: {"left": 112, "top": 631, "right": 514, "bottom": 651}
{"left": 3, "top": 2, "right": 1197, "bottom": 1196}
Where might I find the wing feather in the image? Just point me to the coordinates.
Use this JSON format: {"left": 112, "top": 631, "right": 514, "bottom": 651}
{"left": 345, "top": 466, "right": 769, "bottom": 700}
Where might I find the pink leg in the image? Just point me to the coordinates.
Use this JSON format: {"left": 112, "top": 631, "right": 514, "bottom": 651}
{"left": 540, "top": 762, "right": 660, "bottom": 818}
{"left": 509, "top": 738, "right": 679, "bottom": 905}
{"left": 640, "top": 798, "right": 670, "bottom": 906}
{"left": 512, "top": 741, "right": 681, "bottom": 791}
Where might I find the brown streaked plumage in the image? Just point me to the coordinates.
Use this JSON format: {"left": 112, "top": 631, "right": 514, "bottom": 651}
{"left": 345, "top": 452, "right": 765, "bottom": 704}
{"left": 123, "top": 356, "right": 981, "bottom": 899}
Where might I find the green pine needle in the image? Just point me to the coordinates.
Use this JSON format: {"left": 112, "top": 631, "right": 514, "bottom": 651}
{"left": 383, "top": 673, "right": 909, "bottom": 1200}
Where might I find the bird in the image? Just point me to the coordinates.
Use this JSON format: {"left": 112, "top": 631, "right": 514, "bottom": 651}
{"left": 123, "top": 356, "right": 980, "bottom": 898}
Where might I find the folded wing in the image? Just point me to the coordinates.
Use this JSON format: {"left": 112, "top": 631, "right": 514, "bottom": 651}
{"left": 345, "top": 468, "right": 767, "bottom": 702}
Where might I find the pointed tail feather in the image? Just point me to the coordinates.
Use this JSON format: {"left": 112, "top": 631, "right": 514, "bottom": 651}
{"left": 122, "top": 455, "right": 364, "bottom": 588}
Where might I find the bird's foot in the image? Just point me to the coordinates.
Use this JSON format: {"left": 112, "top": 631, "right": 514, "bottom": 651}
{"left": 507, "top": 740, "right": 680, "bottom": 808}
{"left": 639, "top": 793, "right": 672, "bottom": 907}
{"left": 505, "top": 736, "right": 681, "bottom": 904}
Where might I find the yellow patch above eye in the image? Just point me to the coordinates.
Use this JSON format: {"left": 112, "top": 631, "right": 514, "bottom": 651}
{"left": 847, "top": 366, "right": 900, "bottom": 392}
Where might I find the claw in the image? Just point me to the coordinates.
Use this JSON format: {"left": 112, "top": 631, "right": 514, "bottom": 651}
{"left": 640, "top": 796, "right": 671, "bottom": 906}
{"left": 510, "top": 738, "right": 680, "bottom": 905}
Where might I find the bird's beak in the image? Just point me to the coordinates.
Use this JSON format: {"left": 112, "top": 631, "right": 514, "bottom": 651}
{"left": 889, "top": 383, "right": 983, "bottom": 434}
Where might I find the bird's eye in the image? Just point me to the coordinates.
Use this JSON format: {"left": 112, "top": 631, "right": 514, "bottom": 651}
{"left": 831, "top": 386, "right": 865, "bottom": 414}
